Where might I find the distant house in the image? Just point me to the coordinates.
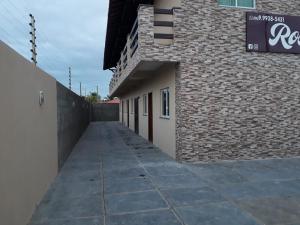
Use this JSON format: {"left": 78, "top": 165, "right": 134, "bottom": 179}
{"left": 105, "top": 98, "right": 120, "bottom": 104}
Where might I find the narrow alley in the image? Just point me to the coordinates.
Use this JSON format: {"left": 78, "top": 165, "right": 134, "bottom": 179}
{"left": 29, "top": 122, "right": 300, "bottom": 225}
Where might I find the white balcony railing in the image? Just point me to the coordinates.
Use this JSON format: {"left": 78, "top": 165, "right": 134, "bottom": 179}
{"left": 109, "top": 18, "right": 139, "bottom": 92}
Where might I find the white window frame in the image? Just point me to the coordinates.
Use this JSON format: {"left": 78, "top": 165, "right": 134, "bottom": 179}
{"left": 143, "top": 94, "right": 148, "bottom": 116}
{"left": 218, "top": 0, "right": 256, "bottom": 9}
{"left": 160, "top": 88, "right": 170, "bottom": 119}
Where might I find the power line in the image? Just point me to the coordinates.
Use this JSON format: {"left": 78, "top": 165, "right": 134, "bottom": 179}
{"left": 0, "top": 11, "right": 27, "bottom": 39}
{"left": 0, "top": 0, "right": 28, "bottom": 23}
{"left": 0, "top": 0, "right": 108, "bottom": 95}
{"left": 0, "top": 25, "right": 23, "bottom": 45}
{"left": 4, "top": 0, "right": 29, "bottom": 17}
{"left": 0, "top": 2, "right": 28, "bottom": 36}
{"left": 0, "top": 0, "right": 68, "bottom": 73}
{"left": 0, "top": 5, "right": 79, "bottom": 83}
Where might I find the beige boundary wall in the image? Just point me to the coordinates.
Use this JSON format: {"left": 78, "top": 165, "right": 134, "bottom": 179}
{"left": 119, "top": 64, "right": 176, "bottom": 158}
{"left": 0, "top": 42, "right": 58, "bottom": 225}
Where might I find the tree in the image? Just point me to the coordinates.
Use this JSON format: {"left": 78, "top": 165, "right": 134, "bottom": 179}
{"left": 86, "top": 92, "right": 101, "bottom": 104}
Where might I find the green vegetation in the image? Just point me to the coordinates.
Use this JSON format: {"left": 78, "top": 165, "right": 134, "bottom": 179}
{"left": 86, "top": 92, "right": 101, "bottom": 104}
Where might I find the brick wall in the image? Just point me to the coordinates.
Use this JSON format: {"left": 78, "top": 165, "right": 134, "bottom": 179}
{"left": 57, "top": 82, "right": 91, "bottom": 169}
{"left": 92, "top": 103, "right": 119, "bottom": 122}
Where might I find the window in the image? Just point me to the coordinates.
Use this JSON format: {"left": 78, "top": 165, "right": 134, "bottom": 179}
{"left": 143, "top": 94, "right": 148, "bottom": 115}
{"left": 161, "top": 88, "right": 170, "bottom": 118}
{"left": 218, "top": 0, "right": 255, "bottom": 8}
{"left": 130, "top": 98, "right": 134, "bottom": 114}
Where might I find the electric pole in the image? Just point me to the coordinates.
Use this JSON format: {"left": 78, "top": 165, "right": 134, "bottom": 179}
{"left": 69, "top": 67, "right": 72, "bottom": 90}
{"left": 80, "top": 82, "right": 82, "bottom": 96}
{"left": 29, "top": 14, "right": 37, "bottom": 65}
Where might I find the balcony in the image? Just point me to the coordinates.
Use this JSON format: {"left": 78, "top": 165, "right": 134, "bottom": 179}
{"left": 109, "top": 5, "right": 182, "bottom": 96}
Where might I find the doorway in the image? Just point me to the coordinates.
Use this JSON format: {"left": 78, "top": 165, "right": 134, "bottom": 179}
{"left": 121, "top": 100, "right": 124, "bottom": 124}
{"left": 126, "top": 99, "right": 130, "bottom": 128}
{"left": 134, "top": 97, "right": 139, "bottom": 134}
{"left": 148, "top": 92, "right": 153, "bottom": 142}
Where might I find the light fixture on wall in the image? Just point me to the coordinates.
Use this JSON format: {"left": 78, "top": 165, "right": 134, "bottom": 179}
{"left": 39, "top": 91, "right": 45, "bottom": 106}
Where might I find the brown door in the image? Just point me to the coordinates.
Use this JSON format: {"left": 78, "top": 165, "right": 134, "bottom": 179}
{"left": 148, "top": 93, "right": 153, "bottom": 142}
{"left": 121, "top": 100, "right": 124, "bottom": 124}
{"left": 134, "top": 97, "right": 139, "bottom": 134}
{"left": 127, "top": 99, "right": 130, "bottom": 127}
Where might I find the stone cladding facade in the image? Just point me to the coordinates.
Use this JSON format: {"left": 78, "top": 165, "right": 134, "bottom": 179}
{"left": 175, "top": 0, "right": 300, "bottom": 161}
{"left": 138, "top": 5, "right": 184, "bottom": 62}
{"left": 110, "top": 5, "right": 183, "bottom": 95}
{"left": 111, "top": 1, "right": 300, "bottom": 162}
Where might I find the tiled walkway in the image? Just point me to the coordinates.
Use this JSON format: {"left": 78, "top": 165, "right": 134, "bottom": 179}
{"left": 29, "top": 122, "right": 300, "bottom": 225}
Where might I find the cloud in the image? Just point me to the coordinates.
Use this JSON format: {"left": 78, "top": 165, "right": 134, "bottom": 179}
{"left": 0, "top": 0, "right": 112, "bottom": 97}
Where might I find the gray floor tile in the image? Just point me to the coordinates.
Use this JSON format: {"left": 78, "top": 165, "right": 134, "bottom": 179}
{"left": 44, "top": 180, "right": 101, "bottom": 200}
{"left": 151, "top": 174, "right": 208, "bottom": 189}
{"left": 106, "top": 210, "right": 181, "bottom": 225}
{"left": 105, "top": 177, "right": 154, "bottom": 194}
{"left": 206, "top": 172, "right": 249, "bottom": 187}
{"left": 105, "top": 191, "right": 168, "bottom": 214}
{"left": 68, "top": 156, "right": 101, "bottom": 163}
{"left": 162, "top": 187, "right": 225, "bottom": 207}
{"left": 102, "top": 160, "right": 140, "bottom": 171}
{"left": 176, "top": 201, "right": 261, "bottom": 225}
{"left": 257, "top": 158, "right": 300, "bottom": 171}
{"left": 104, "top": 167, "right": 147, "bottom": 180}
{"left": 187, "top": 162, "right": 234, "bottom": 176}
{"left": 56, "top": 169, "right": 101, "bottom": 183}
{"left": 253, "top": 180, "right": 300, "bottom": 198}
{"left": 218, "top": 179, "right": 300, "bottom": 201}
{"left": 224, "top": 160, "right": 267, "bottom": 170}
{"left": 236, "top": 197, "right": 300, "bottom": 225}
{"left": 145, "top": 164, "right": 193, "bottom": 177}
{"left": 68, "top": 152, "right": 101, "bottom": 162}
{"left": 231, "top": 161, "right": 300, "bottom": 182}
{"left": 28, "top": 123, "right": 300, "bottom": 225}
{"left": 131, "top": 148, "right": 161, "bottom": 155}
{"left": 102, "top": 155, "right": 137, "bottom": 162}
{"left": 137, "top": 153, "right": 174, "bottom": 164}
{"left": 30, "top": 217, "right": 103, "bottom": 225}
{"left": 62, "top": 161, "right": 101, "bottom": 172}
{"left": 31, "top": 195, "right": 103, "bottom": 222}
{"left": 217, "top": 181, "right": 268, "bottom": 200}
{"left": 280, "top": 224, "right": 300, "bottom": 225}
{"left": 188, "top": 163, "right": 248, "bottom": 184}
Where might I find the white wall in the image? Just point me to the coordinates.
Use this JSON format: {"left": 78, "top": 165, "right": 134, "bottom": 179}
{"left": 0, "top": 41, "right": 58, "bottom": 225}
{"left": 119, "top": 64, "right": 176, "bottom": 158}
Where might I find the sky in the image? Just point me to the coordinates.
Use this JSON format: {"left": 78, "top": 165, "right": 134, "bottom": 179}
{"left": 0, "top": 0, "right": 112, "bottom": 98}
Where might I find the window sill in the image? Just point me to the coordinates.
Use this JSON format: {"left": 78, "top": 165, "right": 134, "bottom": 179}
{"left": 143, "top": 114, "right": 148, "bottom": 116}
{"left": 160, "top": 116, "right": 170, "bottom": 120}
